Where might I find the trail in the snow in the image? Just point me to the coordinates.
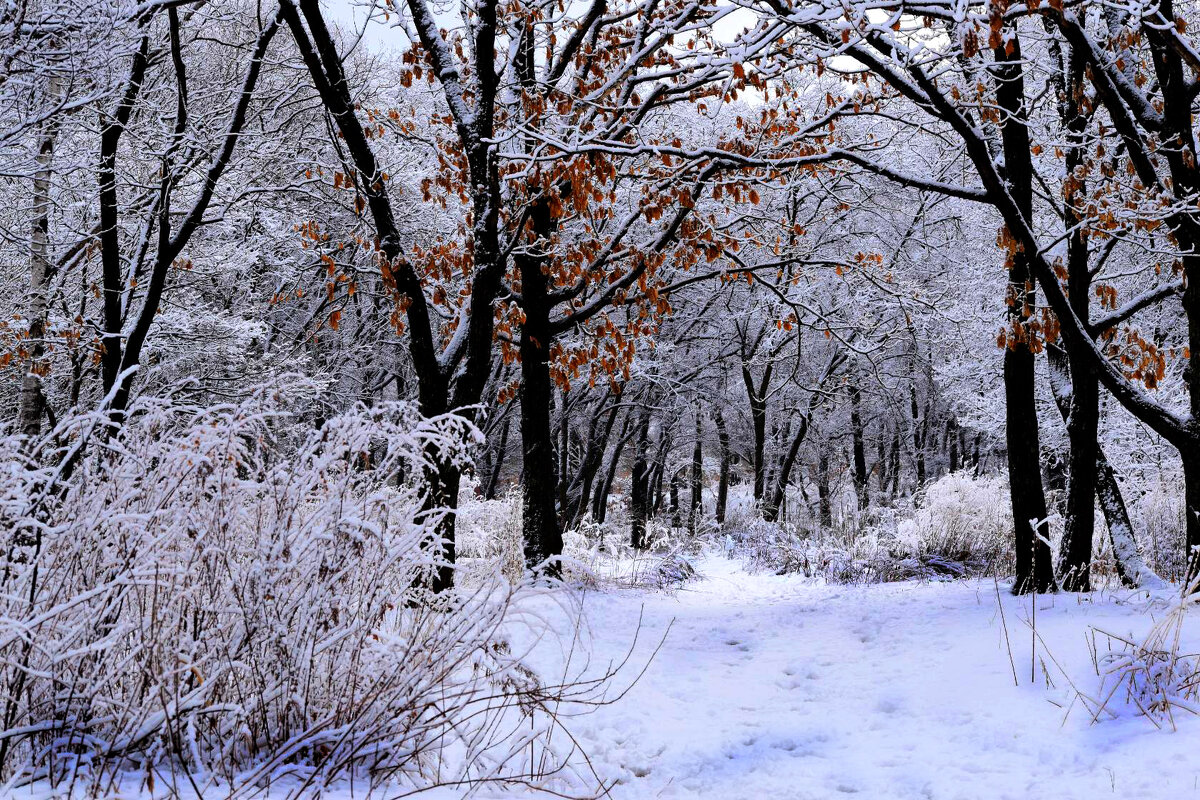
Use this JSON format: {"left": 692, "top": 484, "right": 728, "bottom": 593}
{"left": 525, "top": 555, "right": 1200, "bottom": 800}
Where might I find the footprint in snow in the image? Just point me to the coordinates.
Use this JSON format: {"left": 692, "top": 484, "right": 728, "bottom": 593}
{"left": 772, "top": 738, "right": 798, "bottom": 752}
{"left": 783, "top": 662, "right": 820, "bottom": 679}
{"left": 875, "top": 697, "right": 901, "bottom": 714}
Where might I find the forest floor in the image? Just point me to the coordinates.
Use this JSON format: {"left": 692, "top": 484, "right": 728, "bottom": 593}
{"left": 16, "top": 555, "right": 1199, "bottom": 800}
{"left": 503, "top": 554, "right": 1200, "bottom": 800}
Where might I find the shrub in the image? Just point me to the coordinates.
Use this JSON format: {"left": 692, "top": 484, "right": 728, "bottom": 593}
{"left": 1130, "top": 474, "right": 1188, "bottom": 582}
{"left": 456, "top": 483, "right": 525, "bottom": 584}
{"left": 892, "top": 471, "right": 1014, "bottom": 574}
{"left": 0, "top": 382, "right": 608, "bottom": 797}
{"left": 730, "top": 471, "right": 1013, "bottom": 583}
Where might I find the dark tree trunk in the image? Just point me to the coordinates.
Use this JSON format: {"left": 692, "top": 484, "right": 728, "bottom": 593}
{"left": 689, "top": 412, "right": 703, "bottom": 531}
{"left": 763, "top": 351, "right": 844, "bottom": 523}
{"left": 817, "top": 450, "right": 832, "bottom": 529}
{"left": 714, "top": 408, "right": 731, "bottom": 525}
{"left": 630, "top": 405, "right": 653, "bottom": 549}
{"left": 287, "top": 1, "right": 506, "bottom": 592}
{"left": 1006, "top": 345, "right": 1054, "bottom": 594}
{"left": 516, "top": 202, "right": 563, "bottom": 574}
{"left": 1184, "top": 449, "right": 1200, "bottom": 583}
{"left": 1056, "top": 353, "right": 1099, "bottom": 592}
{"left": 889, "top": 430, "right": 901, "bottom": 496}
{"left": 97, "top": 34, "right": 151, "bottom": 409}
{"left": 763, "top": 413, "right": 811, "bottom": 523}
{"left": 422, "top": 460, "right": 461, "bottom": 592}
{"left": 593, "top": 417, "right": 631, "bottom": 524}
{"left": 994, "top": 34, "right": 1055, "bottom": 594}
{"left": 1044, "top": 38, "right": 1098, "bottom": 592}
{"left": 483, "top": 418, "right": 510, "bottom": 500}
{"left": 742, "top": 362, "right": 771, "bottom": 504}
{"left": 909, "top": 383, "right": 927, "bottom": 488}
{"left": 669, "top": 471, "right": 681, "bottom": 529}
{"left": 876, "top": 431, "right": 890, "bottom": 494}
{"left": 947, "top": 418, "right": 960, "bottom": 473}
{"left": 649, "top": 435, "right": 669, "bottom": 515}
{"left": 850, "top": 383, "right": 869, "bottom": 512}
{"left": 567, "top": 396, "right": 621, "bottom": 528}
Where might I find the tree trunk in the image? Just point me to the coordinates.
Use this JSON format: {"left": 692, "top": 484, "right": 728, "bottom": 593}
{"left": 909, "top": 383, "right": 926, "bottom": 488}
{"left": 742, "top": 363, "right": 770, "bottom": 504}
{"left": 889, "top": 430, "right": 901, "bottom": 496}
{"left": 763, "top": 413, "right": 811, "bottom": 523}
{"left": 689, "top": 411, "right": 703, "bottom": 531}
{"left": 1056, "top": 355, "right": 1098, "bottom": 592}
{"left": 517, "top": 202, "right": 563, "bottom": 574}
{"left": 714, "top": 408, "right": 731, "bottom": 525}
{"left": 567, "top": 397, "right": 621, "bottom": 528}
{"left": 420, "top": 459, "right": 461, "bottom": 593}
{"left": 850, "top": 383, "right": 869, "bottom": 512}
{"left": 1006, "top": 344, "right": 1054, "bottom": 594}
{"left": 18, "top": 73, "right": 62, "bottom": 442}
{"left": 669, "top": 470, "right": 681, "bottom": 529}
{"left": 649, "top": 435, "right": 668, "bottom": 516}
{"left": 1096, "top": 449, "right": 1165, "bottom": 588}
{"left": 994, "top": 34, "right": 1056, "bottom": 594}
{"left": 593, "top": 416, "right": 631, "bottom": 524}
{"left": 947, "top": 418, "right": 960, "bottom": 473}
{"left": 877, "top": 431, "right": 890, "bottom": 494}
{"left": 483, "top": 418, "right": 509, "bottom": 500}
{"left": 1044, "top": 38, "right": 1098, "bottom": 592}
{"left": 286, "top": 1, "right": 506, "bottom": 593}
{"left": 817, "top": 450, "right": 832, "bottom": 529}
{"left": 1183, "top": 449, "right": 1200, "bottom": 586}
{"left": 630, "top": 405, "right": 653, "bottom": 549}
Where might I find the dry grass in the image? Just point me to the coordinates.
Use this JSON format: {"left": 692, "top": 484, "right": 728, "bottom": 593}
{"left": 0, "top": 382, "right": 633, "bottom": 799}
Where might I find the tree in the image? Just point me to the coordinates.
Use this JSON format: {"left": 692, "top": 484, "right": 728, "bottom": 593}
{"left": 752, "top": 0, "right": 1198, "bottom": 588}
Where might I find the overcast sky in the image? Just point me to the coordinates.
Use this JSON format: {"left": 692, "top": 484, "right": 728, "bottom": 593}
{"left": 324, "top": 0, "right": 406, "bottom": 53}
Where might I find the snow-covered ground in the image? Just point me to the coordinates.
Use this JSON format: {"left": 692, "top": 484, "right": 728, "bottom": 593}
{"left": 502, "top": 554, "right": 1199, "bottom": 800}
{"left": 13, "top": 554, "right": 1195, "bottom": 800}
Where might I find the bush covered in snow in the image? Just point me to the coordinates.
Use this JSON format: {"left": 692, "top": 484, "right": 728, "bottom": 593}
{"left": 892, "top": 471, "right": 1014, "bottom": 573}
{"left": 0, "top": 383, "right": 609, "bottom": 796}
{"left": 731, "top": 471, "right": 1014, "bottom": 583}
{"left": 456, "top": 483, "right": 525, "bottom": 584}
{"left": 1129, "top": 474, "right": 1189, "bottom": 582}
{"left": 559, "top": 516, "right": 700, "bottom": 589}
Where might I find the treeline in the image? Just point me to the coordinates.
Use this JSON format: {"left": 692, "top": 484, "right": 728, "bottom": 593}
{"left": 0, "top": 0, "right": 1193, "bottom": 595}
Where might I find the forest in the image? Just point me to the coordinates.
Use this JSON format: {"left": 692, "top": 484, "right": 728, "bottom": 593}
{"left": 1, "top": 0, "right": 1199, "bottom": 796}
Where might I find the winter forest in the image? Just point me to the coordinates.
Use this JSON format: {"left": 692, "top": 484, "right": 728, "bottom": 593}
{"left": 3, "top": 0, "right": 1200, "bottom": 796}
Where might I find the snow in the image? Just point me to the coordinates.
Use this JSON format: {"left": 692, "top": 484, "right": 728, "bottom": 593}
{"left": 495, "top": 554, "right": 1200, "bottom": 800}
{"left": 14, "top": 553, "right": 1198, "bottom": 799}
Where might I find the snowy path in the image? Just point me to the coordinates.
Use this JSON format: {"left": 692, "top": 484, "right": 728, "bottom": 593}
{"left": 527, "top": 556, "right": 1200, "bottom": 800}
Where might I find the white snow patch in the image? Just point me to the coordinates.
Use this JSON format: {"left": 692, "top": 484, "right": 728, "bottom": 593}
{"left": 492, "top": 554, "right": 1200, "bottom": 799}
{"left": 21, "top": 554, "right": 1198, "bottom": 799}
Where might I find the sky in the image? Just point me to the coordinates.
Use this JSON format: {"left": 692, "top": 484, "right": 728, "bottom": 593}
{"left": 321, "top": 0, "right": 761, "bottom": 55}
{"left": 324, "top": 0, "right": 408, "bottom": 53}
